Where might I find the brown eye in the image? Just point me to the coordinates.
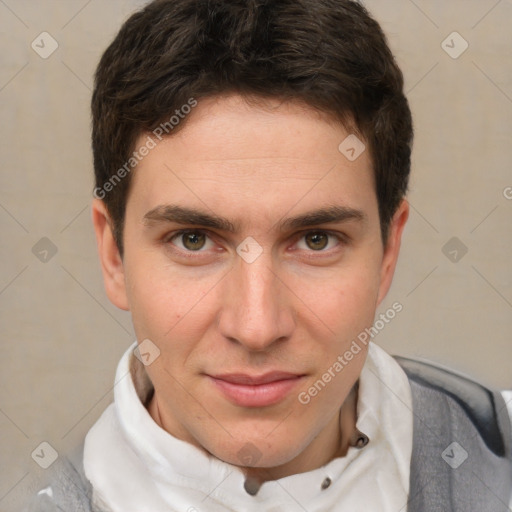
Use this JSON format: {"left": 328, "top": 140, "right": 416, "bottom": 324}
{"left": 181, "top": 232, "right": 206, "bottom": 251}
{"left": 304, "top": 232, "right": 329, "bottom": 251}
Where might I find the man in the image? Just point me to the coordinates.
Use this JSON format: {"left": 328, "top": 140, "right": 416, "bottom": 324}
{"left": 27, "top": 0, "right": 512, "bottom": 510}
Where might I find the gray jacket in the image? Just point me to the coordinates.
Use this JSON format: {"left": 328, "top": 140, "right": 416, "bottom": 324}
{"left": 25, "top": 356, "right": 512, "bottom": 511}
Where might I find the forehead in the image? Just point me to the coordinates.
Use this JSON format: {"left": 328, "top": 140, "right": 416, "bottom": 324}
{"left": 128, "top": 95, "right": 377, "bottom": 224}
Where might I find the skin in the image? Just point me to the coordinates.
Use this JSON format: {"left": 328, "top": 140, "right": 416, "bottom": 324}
{"left": 92, "top": 94, "right": 408, "bottom": 483}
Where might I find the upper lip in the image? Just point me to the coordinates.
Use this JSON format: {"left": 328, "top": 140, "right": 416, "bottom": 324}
{"left": 209, "top": 372, "right": 304, "bottom": 386}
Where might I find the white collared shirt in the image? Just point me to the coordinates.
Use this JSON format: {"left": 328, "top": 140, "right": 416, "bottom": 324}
{"left": 82, "top": 341, "right": 512, "bottom": 511}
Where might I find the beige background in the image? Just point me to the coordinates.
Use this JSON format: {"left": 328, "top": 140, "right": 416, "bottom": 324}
{"left": 1, "top": 0, "right": 511, "bottom": 509}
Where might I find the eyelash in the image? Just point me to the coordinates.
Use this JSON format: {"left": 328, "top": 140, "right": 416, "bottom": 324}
{"left": 164, "top": 229, "right": 348, "bottom": 257}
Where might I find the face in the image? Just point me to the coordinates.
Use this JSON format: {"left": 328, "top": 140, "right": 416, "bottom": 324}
{"left": 93, "top": 94, "right": 408, "bottom": 477}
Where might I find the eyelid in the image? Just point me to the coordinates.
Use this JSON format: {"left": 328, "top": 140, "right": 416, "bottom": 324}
{"left": 292, "top": 229, "right": 349, "bottom": 248}
{"left": 164, "top": 228, "right": 216, "bottom": 252}
{"left": 163, "top": 228, "right": 348, "bottom": 255}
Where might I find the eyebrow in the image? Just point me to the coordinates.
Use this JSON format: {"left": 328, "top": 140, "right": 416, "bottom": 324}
{"left": 143, "top": 204, "right": 366, "bottom": 232}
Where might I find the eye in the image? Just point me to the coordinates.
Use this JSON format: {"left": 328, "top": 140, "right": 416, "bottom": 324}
{"left": 295, "top": 231, "right": 342, "bottom": 252}
{"left": 168, "top": 230, "right": 215, "bottom": 252}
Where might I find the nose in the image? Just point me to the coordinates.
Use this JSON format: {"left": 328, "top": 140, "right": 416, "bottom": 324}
{"left": 217, "top": 254, "right": 295, "bottom": 352}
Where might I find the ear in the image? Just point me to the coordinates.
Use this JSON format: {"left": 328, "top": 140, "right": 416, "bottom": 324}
{"left": 376, "top": 199, "right": 409, "bottom": 306}
{"left": 91, "top": 199, "right": 129, "bottom": 311}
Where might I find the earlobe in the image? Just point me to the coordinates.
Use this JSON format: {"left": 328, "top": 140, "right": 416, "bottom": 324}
{"left": 91, "top": 199, "right": 130, "bottom": 311}
{"left": 376, "top": 199, "right": 409, "bottom": 306}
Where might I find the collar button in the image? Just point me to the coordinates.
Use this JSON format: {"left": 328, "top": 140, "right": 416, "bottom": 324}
{"left": 321, "top": 477, "right": 332, "bottom": 490}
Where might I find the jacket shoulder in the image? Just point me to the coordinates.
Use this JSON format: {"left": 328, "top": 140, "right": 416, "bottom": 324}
{"left": 393, "top": 355, "right": 508, "bottom": 457}
{"left": 24, "top": 443, "right": 93, "bottom": 512}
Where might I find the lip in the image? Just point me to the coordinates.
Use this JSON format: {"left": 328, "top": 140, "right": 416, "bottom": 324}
{"left": 207, "top": 372, "right": 305, "bottom": 407}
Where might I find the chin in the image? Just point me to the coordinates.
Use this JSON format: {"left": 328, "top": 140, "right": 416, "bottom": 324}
{"left": 203, "top": 433, "right": 306, "bottom": 470}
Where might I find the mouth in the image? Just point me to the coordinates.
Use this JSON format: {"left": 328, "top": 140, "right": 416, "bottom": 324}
{"left": 206, "top": 371, "right": 306, "bottom": 408}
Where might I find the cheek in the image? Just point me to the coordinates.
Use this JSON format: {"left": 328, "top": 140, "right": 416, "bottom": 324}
{"left": 293, "top": 261, "right": 381, "bottom": 343}
{"left": 337, "top": 269, "right": 381, "bottom": 327}
{"left": 124, "top": 255, "right": 206, "bottom": 341}
{"left": 294, "top": 268, "right": 379, "bottom": 409}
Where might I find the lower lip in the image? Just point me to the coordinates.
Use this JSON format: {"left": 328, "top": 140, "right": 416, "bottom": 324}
{"left": 208, "top": 376, "right": 304, "bottom": 407}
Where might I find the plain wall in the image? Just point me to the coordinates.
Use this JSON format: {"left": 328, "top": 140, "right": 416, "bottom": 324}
{"left": 1, "top": 1, "right": 511, "bottom": 509}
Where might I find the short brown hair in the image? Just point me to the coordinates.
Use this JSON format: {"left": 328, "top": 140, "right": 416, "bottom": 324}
{"left": 92, "top": 0, "right": 413, "bottom": 254}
